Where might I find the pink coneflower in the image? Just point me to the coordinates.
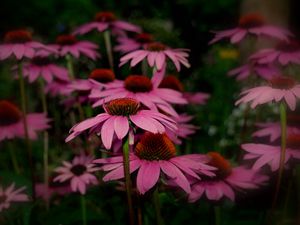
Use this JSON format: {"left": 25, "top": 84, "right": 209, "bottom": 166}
{"left": 89, "top": 74, "right": 187, "bottom": 117}
{"left": 0, "top": 100, "right": 51, "bottom": 142}
{"left": 53, "top": 35, "right": 99, "bottom": 60}
{"left": 252, "top": 122, "right": 300, "bottom": 142}
{"left": 0, "top": 183, "right": 29, "bottom": 212}
{"left": 235, "top": 77, "right": 300, "bottom": 110}
{"left": 250, "top": 40, "right": 300, "bottom": 66}
{"left": 66, "top": 98, "right": 177, "bottom": 149}
{"left": 94, "top": 133, "right": 216, "bottom": 194}
{"left": 35, "top": 179, "right": 72, "bottom": 200}
{"left": 158, "top": 75, "right": 210, "bottom": 105}
{"left": 17, "top": 56, "right": 69, "bottom": 83}
{"left": 209, "top": 13, "right": 291, "bottom": 44}
{"left": 188, "top": 152, "right": 268, "bottom": 202}
{"left": 53, "top": 153, "right": 99, "bottom": 195}
{"left": 119, "top": 42, "right": 190, "bottom": 71}
{"left": 114, "top": 33, "right": 154, "bottom": 54}
{"left": 241, "top": 143, "right": 300, "bottom": 171}
{"left": 228, "top": 62, "right": 280, "bottom": 81}
{"left": 73, "top": 11, "right": 141, "bottom": 35}
{"left": 0, "top": 29, "right": 56, "bottom": 60}
{"left": 44, "top": 77, "right": 72, "bottom": 97}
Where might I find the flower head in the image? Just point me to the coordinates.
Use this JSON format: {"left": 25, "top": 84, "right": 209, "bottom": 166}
{"left": 94, "top": 133, "right": 216, "bottom": 194}
{"left": 53, "top": 153, "right": 99, "bottom": 194}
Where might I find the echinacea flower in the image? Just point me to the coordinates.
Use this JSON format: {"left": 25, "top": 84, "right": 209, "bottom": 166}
{"left": 0, "top": 183, "right": 29, "bottom": 212}
{"left": 158, "top": 75, "right": 210, "bottom": 105}
{"left": 119, "top": 42, "right": 190, "bottom": 71}
{"left": 53, "top": 153, "right": 99, "bottom": 194}
{"left": 114, "top": 33, "right": 154, "bottom": 54}
{"left": 35, "top": 179, "right": 72, "bottom": 200}
{"left": 209, "top": 13, "right": 291, "bottom": 44}
{"left": 66, "top": 98, "right": 177, "bottom": 149}
{"left": 53, "top": 35, "right": 99, "bottom": 60}
{"left": 235, "top": 77, "right": 300, "bottom": 110}
{"left": 89, "top": 74, "right": 187, "bottom": 117}
{"left": 241, "top": 143, "right": 300, "bottom": 171}
{"left": 188, "top": 152, "right": 268, "bottom": 202}
{"left": 0, "top": 100, "right": 51, "bottom": 142}
{"left": 0, "top": 29, "right": 56, "bottom": 60}
{"left": 44, "top": 77, "right": 72, "bottom": 97}
{"left": 94, "top": 133, "right": 216, "bottom": 194}
{"left": 73, "top": 11, "right": 141, "bottom": 36}
{"left": 16, "top": 56, "right": 69, "bottom": 83}
{"left": 250, "top": 40, "right": 300, "bottom": 66}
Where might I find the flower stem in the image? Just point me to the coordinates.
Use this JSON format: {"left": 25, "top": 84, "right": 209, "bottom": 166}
{"left": 122, "top": 137, "right": 135, "bottom": 225}
{"left": 103, "top": 30, "right": 114, "bottom": 71}
{"left": 214, "top": 206, "right": 221, "bottom": 225}
{"left": 153, "top": 187, "right": 164, "bottom": 225}
{"left": 18, "top": 62, "right": 35, "bottom": 199}
{"left": 80, "top": 195, "right": 87, "bottom": 225}
{"left": 39, "top": 79, "right": 50, "bottom": 210}
{"left": 8, "top": 142, "right": 20, "bottom": 174}
{"left": 271, "top": 102, "right": 287, "bottom": 210}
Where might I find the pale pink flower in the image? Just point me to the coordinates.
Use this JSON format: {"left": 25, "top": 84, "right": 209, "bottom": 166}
{"left": 119, "top": 42, "right": 190, "bottom": 71}
{"left": 241, "top": 143, "right": 300, "bottom": 171}
{"left": 250, "top": 40, "right": 300, "bottom": 66}
{"left": 53, "top": 35, "right": 100, "bottom": 60}
{"left": 0, "top": 183, "right": 29, "bottom": 212}
{"left": 188, "top": 152, "right": 268, "bottom": 202}
{"left": 0, "top": 30, "right": 56, "bottom": 60}
{"left": 53, "top": 153, "right": 99, "bottom": 195}
{"left": 73, "top": 11, "right": 141, "bottom": 35}
{"left": 94, "top": 133, "right": 216, "bottom": 194}
{"left": 89, "top": 73, "right": 187, "bottom": 117}
{"left": 0, "top": 100, "right": 51, "bottom": 142}
{"left": 235, "top": 77, "right": 300, "bottom": 110}
{"left": 66, "top": 98, "right": 177, "bottom": 149}
{"left": 210, "top": 13, "right": 291, "bottom": 44}
{"left": 114, "top": 33, "right": 154, "bottom": 54}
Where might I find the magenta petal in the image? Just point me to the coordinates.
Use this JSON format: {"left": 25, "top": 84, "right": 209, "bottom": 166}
{"left": 113, "top": 116, "right": 129, "bottom": 139}
{"left": 101, "top": 117, "right": 116, "bottom": 149}
{"left": 137, "top": 161, "right": 160, "bottom": 194}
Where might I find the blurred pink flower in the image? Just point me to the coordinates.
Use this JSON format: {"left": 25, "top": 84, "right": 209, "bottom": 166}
{"left": 0, "top": 100, "right": 51, "bottom": 142}
{"left": 250, "top": 40, "right": 300, "bottom": 66}
{"left": 210, "top": 13, "right": 291, "bottom": 44}
{"left": 73, "top": 11, "right": 141, "bottom": 35}
{"left": 44, "top": 77, "right": 72, "bottom": 97}
{"left": 35, "top": 181, "right": 72, "bottom": 201}
{"left": 188, "top": 152, "right": 268, "bottom": 202}
{"left": 89, "top": 74, "right": 187, "bottom": 117}
{"left": 66, "top": 98, "right": 177, "bottom": 149}
{"left": 241, "top": 143, "right": 300, "bottom": 171}
{"left": 94, "top": 133, "right": 216, "bottom": 194}
{"left": 0, "top": 183, "right": 29, "bottom": 212}
{"left": 120, "top": 42, "right": 190, "bottom": 71}
{"left": 235, "top": 77, "right": 300, "bottom": 110}
{"left": 0, "top": 30, "right": 56, "bottom": 60}
{"left": 53, "top": 153, "right": 99, "bottom": 195}
{"left": 114, "top": 33, "right": 154, "bottom": 54}
{"left": 53, "top": 35, "right": 100, "bottom": 60}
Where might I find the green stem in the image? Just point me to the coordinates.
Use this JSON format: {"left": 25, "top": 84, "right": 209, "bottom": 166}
{"left": 153, "top": 188, "right": 164, "bottom": 225}
{"left": 214, "top": 206, "right": 221, "bottom": 225}
{"left": 39, "top": 79, "right": 50, "bottom": 210}
{"left": 18, "top": 62, "right": 35, "bottom": 199}
{"left": 81, "top": 195, "right": 87, "bottom": 225}
{"left": 8, "top": 142, "right": 20, "bottom": 174}
{"left": 103, "top": 30, "right": 114, "bottom": 71}
{"left": 122, "top": 137, "right": 135, "bottom": 225}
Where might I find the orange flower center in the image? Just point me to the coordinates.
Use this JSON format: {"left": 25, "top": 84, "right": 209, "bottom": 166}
{"left": 4, "top": 30, "right": 32, "bottom": 43}
{"left": 56, "top": 35, "right": 77, "bottom": 46}
{"left": 104, "top": 98, "right": 140, "bottom": 116}
{"left": 135, "top": 133, "right": 176, "bottom": 160}
{"left": 268, "top": 77, "right": 296, "bottom": 89}
{"left": 238, "top": 13, "right": 265, "bottom": 29}
{"left": 0, "top": 100, "right": 22, "bottom": 126}
{"left": 124, "top": 75, "right": 153, "bottom": 93}
{"left": 159, "top": 75, "right": 184, "bottom": 92}
{"left": 89, "top": 69, "right": 115, "bottom": 83}
{"left": 70, "top": 164, "right": 87, "bottom": 176}
{"left": 135, "top": 33, "right": 153, "bottom": 44}
{"left": 207, "top": 152, "right": 232, "bottom": 179}
{"left": 31, "top": 56, "right": 50, "bottom": 66}
{"left": 95, "top": 11, "right": 117, "bottom": 22}
{"left": 287, "top": 134, "right": 300, "bottom": 149}
{"left": 145, "top": 42, "right": 167, "bottom": 51}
